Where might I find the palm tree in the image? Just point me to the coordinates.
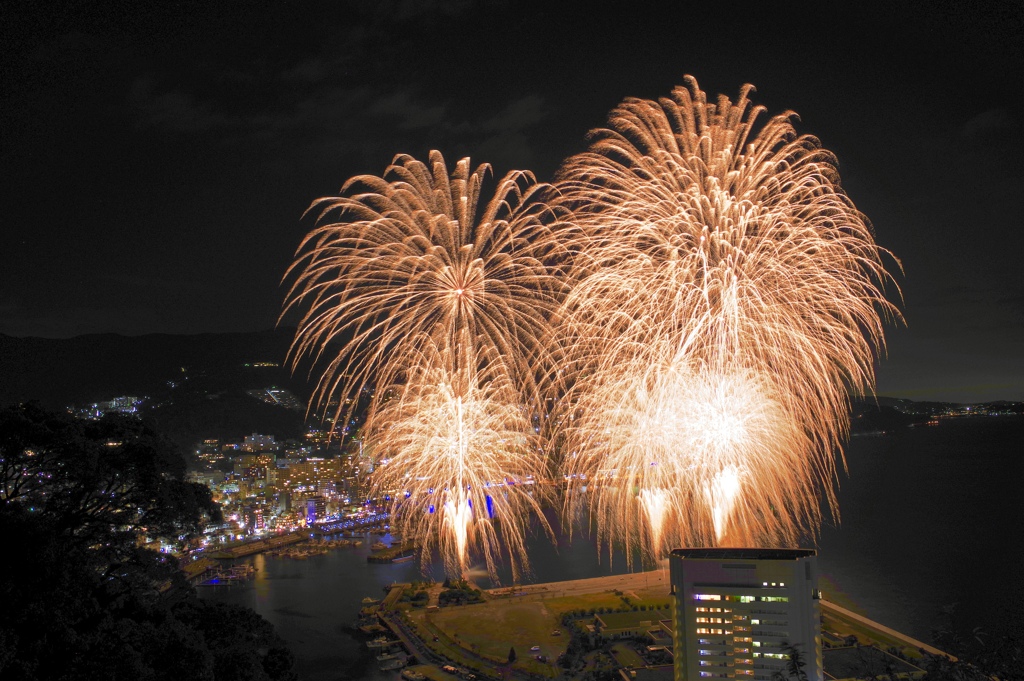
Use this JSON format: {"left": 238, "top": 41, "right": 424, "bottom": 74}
{"left": 770, "top": 642, "right": 809, "bottom": 681}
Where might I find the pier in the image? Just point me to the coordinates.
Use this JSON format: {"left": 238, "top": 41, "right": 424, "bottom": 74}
{"left": 204, "top": 531, "right": 305, "bottom": 559}
{"left": 309, "top": 512, "right": 389, "bottom": 536}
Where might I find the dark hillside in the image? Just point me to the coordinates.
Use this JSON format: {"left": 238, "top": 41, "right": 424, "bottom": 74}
{"left": 0, "top": 328, "right": 303, "bottom": 408}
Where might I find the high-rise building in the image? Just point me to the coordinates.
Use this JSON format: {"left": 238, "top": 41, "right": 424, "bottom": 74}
{"left": 305, "top": 495, "right": 327, "bottom": 524}
{"left": 669, "top": 548, "right": 822, "bottom": 681}
{"left": 242, "top": 433, "right": 278, "bottom": 452}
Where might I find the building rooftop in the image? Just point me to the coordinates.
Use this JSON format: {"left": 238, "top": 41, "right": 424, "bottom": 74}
{"left": 618, "top": 664, "right": 674, "bottom": 681}
{"left": 670, "top": 548, "right": 817, "bottom": 560}
{"left": 597, "top": 610, "right": 672, "bottom": 631}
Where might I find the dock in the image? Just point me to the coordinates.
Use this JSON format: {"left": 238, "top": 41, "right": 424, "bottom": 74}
{"left": 205, "top": 531, "right": 305, "bottom": 559}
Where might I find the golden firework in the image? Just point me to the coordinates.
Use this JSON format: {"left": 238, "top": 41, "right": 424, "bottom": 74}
{"left": 552, "top": 76, "right": 901, "bottom": 561}
{"left": 367, "top": 341, "right": 550, "bottom": 580}
{"left": 283, "top": 151, "right": 563, "bottom": 578}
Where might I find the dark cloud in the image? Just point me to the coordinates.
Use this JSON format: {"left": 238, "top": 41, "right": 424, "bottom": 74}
{"left": 130, "top": 76, "right": 234, "bottom": 133}
{"left": 3, "top": 1, "right": 1023, "bottom": 402}
{"left": 368, "top": 89, "right": 448, "bottom": 130}
{"left": 281, "top": 58, "right": 329, "bottom": 83}
{"left": 960, "top": 107, "right": 1011, "bottom": 139}
{"left": 369, "top": 0, "right": 482, "bottom": 21}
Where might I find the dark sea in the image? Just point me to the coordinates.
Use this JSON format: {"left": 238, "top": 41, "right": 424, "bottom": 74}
{"left": 200, "top": 415, "right": 1024, "bottom": 680}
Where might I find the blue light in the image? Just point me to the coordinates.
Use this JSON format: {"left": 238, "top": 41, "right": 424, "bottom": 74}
{"left": 428, "top": 505, "right": 435, "bottom": 514}
{"left": 486, "top": 495, "right": 494, "bottom": 518}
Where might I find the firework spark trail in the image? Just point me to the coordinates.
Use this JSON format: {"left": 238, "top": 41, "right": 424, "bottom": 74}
{"left": 552, "top": 76, "right": 900, "bottom": 561}
{"left": 283, "top": 151, "right": 563, "bottom": 578}
{"left": 562, "top": 352, "right": 816, "bottom": 559}
{"left": 367, "top": 342, "right": 550, "bottom": 580}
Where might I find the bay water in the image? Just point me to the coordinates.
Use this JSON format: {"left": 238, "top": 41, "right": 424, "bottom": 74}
{"left": 201, "top": 415, "right": 1024, "bottom": 679}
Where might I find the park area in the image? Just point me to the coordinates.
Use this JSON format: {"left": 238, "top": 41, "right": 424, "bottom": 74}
{"left": 403, "top": 573, "right": 674, "bottom": 678}
{"left": 392, "top": 571, "right": 948, "bottom": 681}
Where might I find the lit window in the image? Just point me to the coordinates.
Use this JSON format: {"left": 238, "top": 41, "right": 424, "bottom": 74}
{"left": 695, "top": 594, "right": 722, "bottom": 601}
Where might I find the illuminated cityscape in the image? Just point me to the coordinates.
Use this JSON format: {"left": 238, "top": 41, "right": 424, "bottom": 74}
{"left": 3, "top": 3, "right": 1023, "bottom": 681}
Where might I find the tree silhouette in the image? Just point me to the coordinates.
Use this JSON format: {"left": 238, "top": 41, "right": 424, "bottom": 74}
{"left": 0, "top": 403, "right": 296, "bottom": 681}
{"left": 770, "top": 641, "right": 809, "bottom": 681}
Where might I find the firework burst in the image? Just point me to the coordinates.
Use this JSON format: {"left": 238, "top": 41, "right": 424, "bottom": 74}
{"left": 552, "top": 76, "right": 900, "bottom": 561}
{"left": 367, "top": 342, "right": 550, "bottom": 580}
{"left": 283, "top": 151, "right": 563, "bottom": 578}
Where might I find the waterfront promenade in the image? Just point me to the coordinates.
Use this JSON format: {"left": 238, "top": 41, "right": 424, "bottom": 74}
{"left": 205, "top": 530, "right": 304, "bottom": 559}
{"left": 821, "top": 599, "right": 953, "bottom": 659}
{"left": 485, "top": 568, "right": 669, "bottom": 600}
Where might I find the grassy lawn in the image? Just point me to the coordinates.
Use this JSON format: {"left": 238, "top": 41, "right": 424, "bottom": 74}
{"left": 405, "top": 609, "right": 497, "bottom": 676}
{"left": 428, "top": 601, "right": 564, "bottom": 677}
{"left": 540, "top": 592, "right": 629, "bottom": 616}
{"left": 822, "top": 609, "right": 926, "bottom": 660}
{"left": 610, "top": 642, "right": 646, "bottom": 668}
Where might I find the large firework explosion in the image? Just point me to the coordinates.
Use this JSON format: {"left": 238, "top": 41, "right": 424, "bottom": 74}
{"left": 367, "top": 340, "right": 550, "bottom": 580}
{"left": 551, "top": 76, "right": 900, "bottom": 562}
{"left": 283, "top": 151, "right": 563, "bottom": 578}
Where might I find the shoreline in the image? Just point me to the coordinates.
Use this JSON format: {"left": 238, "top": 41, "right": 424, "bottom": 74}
{"left": 371, "top": 570, "right": 953, "bottom": 680}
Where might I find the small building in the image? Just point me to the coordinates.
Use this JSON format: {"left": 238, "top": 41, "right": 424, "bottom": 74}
{"left": 620, "top": 664, "right": 675, "bottom": 681}
{"left": 596, "top": 610, "right": 673, "bottom": 639}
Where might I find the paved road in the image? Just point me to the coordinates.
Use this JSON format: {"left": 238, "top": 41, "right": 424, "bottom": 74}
{"left": 487, "top": 568, "right": 670, "bottom": 600}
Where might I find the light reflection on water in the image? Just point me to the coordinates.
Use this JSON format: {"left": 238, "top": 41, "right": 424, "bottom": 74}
{"left": 201, "top": 416, "right": 1024, "bottom": 679}
{"left": 818, "top": 416, "right": 1024, "bottom": 645}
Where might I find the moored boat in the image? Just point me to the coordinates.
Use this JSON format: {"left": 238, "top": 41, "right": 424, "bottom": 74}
{"left": 379, "top": 657, "right": 407, "bottom": 671}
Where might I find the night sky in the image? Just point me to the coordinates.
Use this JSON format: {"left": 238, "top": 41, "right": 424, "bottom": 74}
{"left": 3, "top": 1, "right": 1022, "bottom": 403}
